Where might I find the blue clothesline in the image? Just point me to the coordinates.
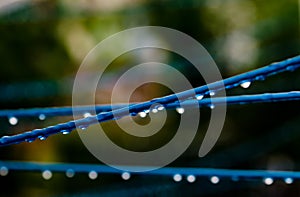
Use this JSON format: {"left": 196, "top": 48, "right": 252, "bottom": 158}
{"left": 0, "top": 160, "right": 298, "bottom": 184}
{"left": 0, "top": 56, "right": 299, "bottom": 146}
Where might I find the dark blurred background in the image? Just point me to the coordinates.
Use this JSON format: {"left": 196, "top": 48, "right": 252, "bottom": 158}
{"left": 0, "top": 0, "right": 299, "bottom": 196}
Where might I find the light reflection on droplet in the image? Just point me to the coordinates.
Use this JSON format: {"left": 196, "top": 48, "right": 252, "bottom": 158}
{"left": 121, "top": 172, "right": 131, "bottom": 180}
{"left": 66, "top": 169, "right": 75, "bottom": 178}
{"left": 157, "top": 105, "right": 165, "bottom": 111}
{"left": 196, "top": 94, "right": 204, "bottom": 100}
{"left": 173, "top": 174, "right": 182, "bottom": 182}
{"left": 240, "top": 81, "right": 251, "bottom": 89}
{"left": 209, "top": 91, "right": 216, "bottom": 96}
{"left": 38, "top": 114, "right": 46, "bottom": 120}
{"left": 88, "top": 171, "right": 98, "bottom": 180}
{"left": 210, "top": 104, "right": 215, "bottom": 109}
{"left": 210, "top": 176, "right": 220, "bottom": 184}
{"left": 263, "top": 177, "right": 273, "bottom": 185}
{"left": 83, "top": 112, "right": 92, "bottom": 118}
{"left": 152, "top": 108, "right": 158, "bottom": 113}
{"left": 284, "top": 177, "right": 293, "bottom": 184}
{"left": 176, "top": 107, "right": 185, "bottom": 114}
{"left": 187, "top": 175, "right": 196, "bottom": 183}
{"left": 61, "top": 130, "right": 70, "bottom": 135}
{"left": 42, "top": 170, "right": 52, "bottom": 180}
{"left": 138, "top": 112, "right": 147, "bottom": 118}
{"left": 8, "top": 117, "right": 18, "bottom": 125}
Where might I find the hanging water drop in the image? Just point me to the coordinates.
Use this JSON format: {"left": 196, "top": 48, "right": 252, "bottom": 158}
{"left": 284, "top": 177, "right": 293, "bottom": 184}
{"left": 240, "top": 81, "right": 251, "bottom": 89}
{"left": 0, "top": 166, "right": 8, "bottom": 176}
{"left": 79, "top": 125, "right": 88, "bottom": 131}
{"left": 144, "top": 109, "right": 150, "bottom": 114}
{"left": 38, "top": 114, "right": 46, "bottom": 120}
{"left": 210, "top": 104, "right": 215, "bottom": 109}
{"left": 263, "top": 177, "right": 273, "bottom": 185}
{"left": 88, "top": 171, "right": 98, "bottom": 180}
{"left": 176, "top": 107, "right": 185, "bottom": 114}
{"left": 138, "top": 111, "right": 147, "bottom": 118}
{"left": 8, "top": 117, "right": 18, "bottom": 125}
{"left": 210, "top": 176, "right": 220, "bottom": 184}
{"left": 66, "top": 169, "right": 75, "bottom": 178}
{"left": 61, "top": 130, "right": 71, "bottom": 135}
{"left": 157, "top": 105, "right": 165, "bottom": 111}
{"left": 187, "top": 175, "right": 196, "bottom": 183}
{"left": 196, "top": 94, "right": 204, "bottom": 100}
{"left": 83, "top": 112, "right": 92, "bottom": 118}
{"left": 42, "top": 170, "right": 52, "bottom": 180}
{"left": 173, "top": 174, "right": 182, "bottom": 182}
{"left": 121, "top": 172, "right": 131, "bottom": 180}
{"left": 209, "top": 91, "right": 216, "bottom": 96}
{"left": 152, "top": 108, "right": 158, "bottom": 113}
{"left": 39, "top": 136, "right": 47, "bottom": 141}
{"left": 25, "top": 138, "right": 35, "bottom": 143}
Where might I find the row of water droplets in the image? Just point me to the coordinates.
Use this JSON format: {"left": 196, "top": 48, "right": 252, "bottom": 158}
{"left": 0, "top": 165, "right": 294, "bottom": 185}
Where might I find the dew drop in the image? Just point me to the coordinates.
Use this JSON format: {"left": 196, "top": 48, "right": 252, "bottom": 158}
{"left": 0, "top": 166, "right": 9, "bottom": 176}
{"left": 42, "top": 170, "right": 52, "bottom": 180}
{"left": 210, "top": 176, "right": 220, "bottom": 184}
{"left": 209, "top": 91, "right": 216, "bottom": 96}
{"left": 83, "top": 112, "right": 92, "bottom": 118}
{"left": 210, "top": 104, "right": 215, "bottom": 109}
{"left": 240, "top": 81, "right": 251, "bottom": 89}
{"left": 39, "top": 136, "right": 47, "bottom": 141}
{"left": 79, "top": 125, "right": 88, "bottom": 130}
{"left": 138, "top": 111, "right": 147, "bottom": 118}
{"left": 8, "top": 117, "right": 18, "bottom": 125}
{"left": 187, "top": 175, "right": 196, "bottom": 183}
{"left": 176, "top": 107, "right": 185, "bottom": 114}
{"left": 61, "top": 130, "right": 71, "bottom": 135}
{"left": 144, "top": 109, "right": 150, "bottom": 114}
{"left": 173, "top": 174, "right": 182, "bottom": 182}
{"left": 38, "top": 114, "right": 46, "bottom": 120}
{"left": 263, "top": 177, "right": 273, "bottom": 185}
{"left": 88, "top": 171, "right": 98, "bottom": 180}
{"left": 25, "top": 138, "right": 35, "bottom": 143}
{"left": 196, "top": 94, "right": 204, "bottom": 100}
{"left": 284, "top": 177, "right": 293, "bottom": 184}
{"left": 152, "top": 108, "right": 158, "bottom": 113}
{"left": 121, "top": 172, "right": 131, "bottom": 180}
{"left": 157, "top": 105, "right": 165, "bottom": 111}
{"left": 66, "top": 169, "right": 75, "bottom": 178}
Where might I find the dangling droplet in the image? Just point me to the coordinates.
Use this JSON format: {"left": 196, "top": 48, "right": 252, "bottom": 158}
{"left": 61, "top": 130, "right": 71, "bottom": 135}
{"left": 263, "top": 177, "right": 273, "bottom": 185}
{"left": 209, "top": 91, "right": 216, "bottom": 96}
{"left": 196, "top": 94, "right": 204, "bottom": 100}
{"left": 66, "top": 169, "right": 75, "bottom": 178}
{"left": 210, "top": 176, "right": 220, "bottom": 184}
{"left": 157, "top": 105, "right": 165, "bottom": 111}
{"left": 240, "top": 81, "right": 251, "bottom": 89}
{"left": 187, "top": 175, "right": 196, "bottom": 183}
{"left": 210, "top": 104, "right": 215, "bottom": 109}
{"left": 88, "top": 171, "right": 98, "bottom": 180}
{"left": 255, "top": 75, "right": 265, "bottom": 81}
{"left": 38, "top": 114, "right": 46, "bottom": 120}
{"left": 25, "top": 138, "right": 35, "bottom": 143}
{"left": 173, "top": 174, "right": 182, "bottom": 182}
{"left": 121, "top": 172, "right": 131, "bottom": 180}
{"left": 42, "top": 170, "right": 52, "bottom": 180}
{"left": 39, "top": 136, "right": 47, "bottom": 141}
{"left": 8, "top": 117, "right": 18, "bottom": 125}
{"left": 152, "top": 108, "right": 158, "bottom": 113}
{"left": 138, "top": 112, "right": 147, "bottom": 118}
{"left": 176, "top": 107, "right": 185, "bottom": 114}
{"left": 83, "top": 112, "right": 92, "bottom": 118}
{"left": 0, "top": 166, "right": 9, "bottom": 176}
{"left": 284, "top": 177, "right": 293, "bottom": 184}
{"left": 79, "top": 125, "right": 88, "bottom": 131}
{"left": 144, "top": 109, "right": 150, "bottom": 114}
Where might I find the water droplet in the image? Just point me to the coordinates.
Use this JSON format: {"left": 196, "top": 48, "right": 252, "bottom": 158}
{"left": 173, "top": 174, "right": 182, "bottom": 182}
{"left": 263, "top": 177, "right": 273, "bottom": 185}
{"left": 210, "top": 176, "right": 220, "bottom": 184}
{"left": 284, "top": 177, "right": 293, "bottom": 184}
{"left": 79, "top": 125, "right": 88, "bottom": 130}
{"left": 144, "top": 109, "right": 150, "bottom": 114}
{"left": 0, "top": 166, "right": 8, "bottom": 176}
{"left": 255, "top": 75, "right": 265, "bottom": 81}
{"left": 66, "top": 169, "right": 75, "bottom": 178}
{"left": 210, "top": 104, "right": 215, "bottom": 109}
{"left": 39, "top": 136, "right": 47, "bottom": 141}
{"left": 187, "top": 175, "right": 196, "bottom": 183}
{"left": 83, "top": 112, "right": 92, "bottom": 118}
{"left": 196, "top": 94, "right": 204, "bottom": 100}
{"left": 25, "top": 138, "right": 35, "bottom": 143}
{"left": 42, "top": 170, "right": 52, "bottom": 180}
{"left": 88, "top": 171, "right": 98, "bottom": 180}
{"left": 240, "top": 81, "right": 251, "bottom": 89}
{"left": 152, "top": 108, "right": 158, "bottom": 113}
{"left": 157, "top": 105, "right": 165, "bottom": 111}
{"left": 209, "top": 91, "right": 216, "bottom": 96}
{"left": 138, "top": 111, "right": 147, "bottom": 118}
{"left": 38, "top": 114, "right": 46, "bottom": 120}
{"left": 61, "top": 130, "right": 71, "bottom": 135}
{"left": 176, "top": 107, "right": 185, "bottom": 114}
{"left": 121, "top": 172, "right": 131, "bottom": 180}
{"left": 8, "top": 117, "right": 18, "bottom": 125}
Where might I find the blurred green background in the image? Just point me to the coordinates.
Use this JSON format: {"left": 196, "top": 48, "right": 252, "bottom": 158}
{"left": 0, "top": 0, "right": 299, "bottom": 196}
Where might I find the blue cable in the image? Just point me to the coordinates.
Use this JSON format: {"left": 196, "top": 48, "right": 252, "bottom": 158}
{"left": 0, "top": 56, "right": 300, "bottom": 146}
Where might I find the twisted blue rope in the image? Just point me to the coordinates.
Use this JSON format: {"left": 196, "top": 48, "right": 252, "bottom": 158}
{"left": 0, "top": 160, "right": 299, "bottom": 181}
{"left": 0, "top": 56, "right": 300, "bottom": 146}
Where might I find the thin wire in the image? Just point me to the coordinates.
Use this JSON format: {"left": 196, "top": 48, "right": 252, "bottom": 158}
{"left": 0, "top": 160, "right": 299, "bottom": 181}
{"left": 0, "top": 56, "right": 300, "bottom": 146}
{"left": 0, "top": 91, "right": 300, "bottom": 118}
